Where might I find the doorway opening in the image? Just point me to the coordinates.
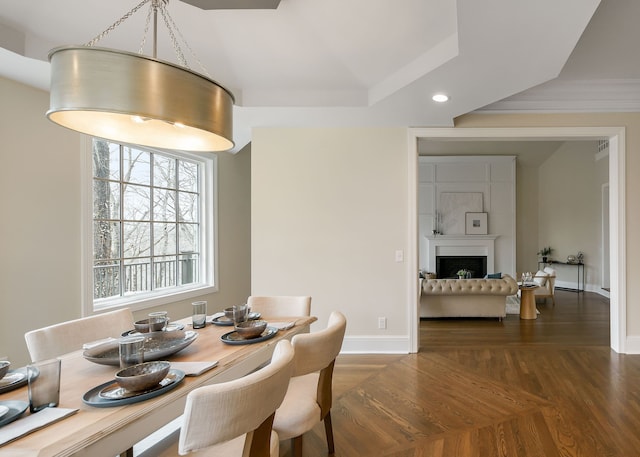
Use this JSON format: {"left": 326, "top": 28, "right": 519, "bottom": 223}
{"left": 407, "top": 127, "right": 626, "bottom": 353}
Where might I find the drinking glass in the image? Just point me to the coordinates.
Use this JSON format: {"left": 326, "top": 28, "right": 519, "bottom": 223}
{"left": 119, "top": 336, "right": 145, "bottom": 369}
{"left": 27, "top": 358, "right": 61, "bottom": 413}
{"left": 148, "top": 311, "right": 169, "bottom": 331}
{"left": 232, "top": 304, "right": 248, "bottom": 325}
{"left": 192, "top": 301, "right": 207, "bottom": 329}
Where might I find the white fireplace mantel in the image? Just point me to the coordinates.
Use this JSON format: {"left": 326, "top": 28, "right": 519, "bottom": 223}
{"left": 426, "top": 235, "right": 499, "bottom": 274}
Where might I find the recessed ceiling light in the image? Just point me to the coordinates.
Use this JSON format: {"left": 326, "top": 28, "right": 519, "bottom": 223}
{"left": 432, "top": 94, "right": 449, "bottom": 103}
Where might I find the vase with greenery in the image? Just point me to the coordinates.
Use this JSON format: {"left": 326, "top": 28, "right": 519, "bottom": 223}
{"left": 456, "top": 269, "right": 468, "bottom": 279}
{"left": 538, "top": 246, "right": 553, "bottom": 263}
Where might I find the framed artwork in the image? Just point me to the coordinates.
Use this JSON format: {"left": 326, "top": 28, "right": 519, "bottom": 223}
{"left": 439, "top": 192, "right": 483, "bottom": 235}
{"left": 465, "top": 212, "right": 487, "bottom": 235}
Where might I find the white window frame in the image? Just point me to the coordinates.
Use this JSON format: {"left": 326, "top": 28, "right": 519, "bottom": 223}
{"left": 81, "top": 137, "right": 218, "bottom": 315}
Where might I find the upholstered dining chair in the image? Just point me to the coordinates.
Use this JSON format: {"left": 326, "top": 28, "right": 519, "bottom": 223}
{"left": 247, "top": 296, "right": 312, "bottom": 318}
{"left": 24, "top": 308, "right": 134, "bottom": 362}
{"left": 272, "top": 311, "right": 347, "bottom": 457}
{"left": 149, "top": 339, "right": 295, "bottom": 457}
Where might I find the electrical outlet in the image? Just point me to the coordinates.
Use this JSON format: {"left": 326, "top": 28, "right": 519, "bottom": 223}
{"left": 378, "top": 317, "right": 387, "bottom": 329}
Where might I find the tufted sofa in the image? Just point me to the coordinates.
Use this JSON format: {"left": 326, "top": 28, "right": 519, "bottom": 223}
{"left": 420, "top": 274, "right": 519, "bottom": 319}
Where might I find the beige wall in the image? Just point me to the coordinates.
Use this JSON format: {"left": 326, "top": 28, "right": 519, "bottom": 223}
{"left": 252, "top": 114, "right": 638, "bottom": 352}
{"left": 537, "top": 141, "right": 604, "bottom": 289}
{"left": 3, "top": 76, "right": 638, "bottom": 358}
{"left": 0, "top": 77, "right": 81, "bottom": 365}
{"left": 0, "top": 77, "right": 251, "bottom": 366}
{"left": 515, "top": 158, "right": 540, "bottom": 274}
{"left": 252, "top": 128, "right": 410, "bottom": 351}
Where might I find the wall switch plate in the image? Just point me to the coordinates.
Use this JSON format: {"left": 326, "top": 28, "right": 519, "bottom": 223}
{"left": 395, "top": 250, "right": 404, "bottom": 262}
{"left": 378, "top": 317, "right": 387, "bottom": 329}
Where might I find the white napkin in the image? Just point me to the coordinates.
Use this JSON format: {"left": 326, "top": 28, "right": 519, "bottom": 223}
{"left": 0, "top": 407, "right": 78, "bottom": 446}
{"left": 170, "top": 361, "right": 218, "bottom": 376}
{"left": 209, "top": 312, "right": 224, "bottom": 320}
{"left": 268, "top": 321, "right": 295, "bottom": 330}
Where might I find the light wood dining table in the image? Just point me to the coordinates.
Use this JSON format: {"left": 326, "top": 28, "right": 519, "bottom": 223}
{"left": 1, "top": 315, "right": 316, "bottom": 457}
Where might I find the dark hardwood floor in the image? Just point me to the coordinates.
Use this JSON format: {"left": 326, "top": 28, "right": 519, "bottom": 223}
{"left": 280, "top": 290, "right": 640, "bottom": 456}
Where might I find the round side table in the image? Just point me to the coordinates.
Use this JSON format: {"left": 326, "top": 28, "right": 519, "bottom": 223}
{"left": 519, "top": 284, "right": 539, "bottom": 320}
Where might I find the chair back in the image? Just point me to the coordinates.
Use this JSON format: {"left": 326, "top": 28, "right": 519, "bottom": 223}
{"left": 290, "top": 311, "right": 346, "bottom": 428}
{"left": 543, "top": 266, "right": 557, "bottom": 292}
{"left": 179, "top": 340, "right": 295, "bottom": 455}
{"left": 247, "top": 296, "right": 311, "bottom": 318}
{"left": 291, "top": 311, "right": 346, "bottom": 377}
{"left": 24, "top": 308, "right": 134, "bottom": 362}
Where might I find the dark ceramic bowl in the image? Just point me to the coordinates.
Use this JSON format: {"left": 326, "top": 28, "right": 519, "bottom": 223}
{"left": 115, "top": 361, "right": 171, "bottom": 392}
{"left": 0, "top": 361, "right": 9, "bottom": 379}
{"left": 234, "top": 320, "right": 267, "bottom": 339}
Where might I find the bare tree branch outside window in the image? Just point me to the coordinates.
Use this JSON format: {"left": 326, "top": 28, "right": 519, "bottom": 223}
{"left": 92, "top": 140, "right": 201, "bottom": 300}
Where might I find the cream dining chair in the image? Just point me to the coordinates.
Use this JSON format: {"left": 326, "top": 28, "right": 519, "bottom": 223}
{"left": 149, "top": 339, "right": 295, "bottom": 457}
{"left": 24, "top": 308, "right": 134, "bottom": 362}
{"left": 272, "top": 311, "right": 347, "bottom": 457}
{"left": 247, "top": 296, "right": 312, "bottom": 318}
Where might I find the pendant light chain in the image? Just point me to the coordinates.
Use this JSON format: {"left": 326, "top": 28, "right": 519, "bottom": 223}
{"left": 160, "top": 4, "right": 212, "bottom": 78}
{"left": 138, "top": 4, "right": 154, "bottom": 54}
{"left": 84, "top": 0, "right": 151, "bottom": 47}
{"left": 157, "top": 2, "right": 188, "bottom": 68}
{"left": 83, "top": 0, "right": 209, "bottom": 78}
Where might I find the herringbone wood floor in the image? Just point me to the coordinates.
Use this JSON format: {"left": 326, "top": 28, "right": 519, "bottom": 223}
{"left": 280, "top": 290, "right": 640, "bottom": 456}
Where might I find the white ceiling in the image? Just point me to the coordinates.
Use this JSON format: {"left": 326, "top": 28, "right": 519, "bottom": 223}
{"left": 0, "top": 0, "right": 636, "bottom": 152}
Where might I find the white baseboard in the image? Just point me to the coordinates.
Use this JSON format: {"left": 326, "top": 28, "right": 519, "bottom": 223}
{"left": 554, "top": 280, "right": 610, "bottom": 297}
{"left": 625, "top": 336, "right": 640, "bottom": 354}
{"left": 596, "top": 287, "right": 610, "bottom": 298}
{"left": 341, "top": 335, "right": 410, "bottom": 354}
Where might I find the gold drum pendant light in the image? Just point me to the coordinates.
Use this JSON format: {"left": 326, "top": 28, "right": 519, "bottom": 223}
{"left": 46, "top": 0, "right": 234, "bottom": 152}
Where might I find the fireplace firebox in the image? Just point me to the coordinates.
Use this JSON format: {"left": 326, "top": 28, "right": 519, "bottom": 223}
{"left": 436, "top": 256, "right": 487, "bottom": 279}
